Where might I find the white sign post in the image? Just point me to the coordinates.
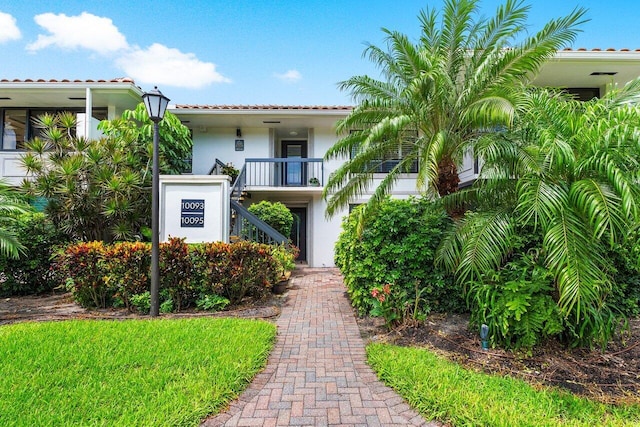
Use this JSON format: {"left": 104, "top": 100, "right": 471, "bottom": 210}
{"left": 159, "top": 175, "right": 230, "bottom": 243}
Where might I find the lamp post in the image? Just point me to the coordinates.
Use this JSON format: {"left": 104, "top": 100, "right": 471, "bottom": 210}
{"left": 142, "top": 86, "right": 169, "bottom": 317}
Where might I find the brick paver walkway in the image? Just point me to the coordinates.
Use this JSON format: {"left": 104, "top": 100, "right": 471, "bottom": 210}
{"left": 202, "top": 268, "right": 438, "bottom": 427}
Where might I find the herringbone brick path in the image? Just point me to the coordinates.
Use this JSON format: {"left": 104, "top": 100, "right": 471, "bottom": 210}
{"left": 201, "top": 268, "right": 438, "bottom": 427}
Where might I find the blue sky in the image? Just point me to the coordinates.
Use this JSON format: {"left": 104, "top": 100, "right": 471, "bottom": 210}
{"left": 0, "top": 1, "right": 637, "bottom": 106}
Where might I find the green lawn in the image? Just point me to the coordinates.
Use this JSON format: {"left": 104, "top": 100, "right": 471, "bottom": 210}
{"left": 367, "top": 343, "right": 640, "bottom": 427}
{"left": 0, "top": 318, "right": 275, "bottom": 426}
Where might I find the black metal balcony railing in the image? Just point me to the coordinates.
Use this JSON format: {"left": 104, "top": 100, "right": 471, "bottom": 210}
{"left": 244, "top": 158, "right": 323, "bottom": 188}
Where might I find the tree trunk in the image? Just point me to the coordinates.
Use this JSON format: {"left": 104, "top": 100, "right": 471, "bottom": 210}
{"left": 436, "top": 156, "right": 460, "bottom": 197}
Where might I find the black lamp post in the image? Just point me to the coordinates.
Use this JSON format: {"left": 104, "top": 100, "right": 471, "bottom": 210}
{"left": 142, "top": 86, "right": 169, "bottom": 317}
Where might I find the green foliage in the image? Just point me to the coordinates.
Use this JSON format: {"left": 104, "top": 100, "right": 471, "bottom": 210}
{"left": 0, "top": 318, "right": 275, "bottom": 426}
{"left": 58, "top": 241, "right": 110, "bottom": 308}
{"left": 57, "top": 239, "right": 280, "bottom": 310}
{"left": 270, "top": 243, "right": 298, "bottom": 277}
{"left": 439, "top": 86, "right": 640, "bottom": 348}
{"left": 335, "top": 198, "right": 464, "bottom": 320}
{"left": 0, "top": 212, "right": 69, "bottom": 296}
{"left": 21, "top": 113, "right": 148, "bottom": 242}
{"left": 0, "top": 181, "right": 32, "bottom": 259}
{"left": 221, "top": 163, "right": 239, "bottom": 182}
{"left": 159, "top": 237, "right": 193, "bottom": 311}
{"left": 323, "top": 0, "right": 586, "bottom": 215}
{"left": 103, "top": 241, "right": 150, "bottom": 311}
{"left": 196, "top": 294, "right": 230, "bottom": 312}
{"left": 370, "top": 283, "right": 407, "bottom": 330}
{"left": 468, "top": 254, "right": 564, "bottom": 350}
{"left": 129, "top": 291, "right": 151, "bottom": 314}
{"left": 21, "top": 107, "right": 192, "bottom": 243}
{"left": 248, "top": 200, "right": 294, "bottom": 237}
{"left": 220, "top": 241, "right": 279, "bottom": 304}
{"left": 98, "top": 103, "right": 193, "bottom": 175}
{"left": 607, "top": 237, "right": 640, "bottom": 318}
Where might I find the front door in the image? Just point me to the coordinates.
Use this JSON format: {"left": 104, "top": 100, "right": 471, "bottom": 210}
{"left": 281, "top": 140, "right": 307, "bottom": 186}
{"left": 289, "top": 207, "right": 307, "bottom": 262}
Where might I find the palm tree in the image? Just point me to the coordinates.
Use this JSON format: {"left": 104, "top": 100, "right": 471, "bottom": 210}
{"left": 438, "top": 82, "right": 640, "bottom": 344}
{"left": 0, "top": 182, "right": 30, "bottom": 258}
{"left": 323, "top": 0, "right": 586, "bottom": 216}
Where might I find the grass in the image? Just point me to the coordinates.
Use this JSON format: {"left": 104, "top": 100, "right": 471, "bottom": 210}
{"left": 367, "top": 343, "right": 640, "bottom": 427}
{"left": 0, "top": 318, "right": 275, "bottom": 426}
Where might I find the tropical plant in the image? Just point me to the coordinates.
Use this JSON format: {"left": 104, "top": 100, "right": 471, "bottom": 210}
{"left": 0, "top": 181, "right": 31, "bottom": 258}
{"left": 98, "top": 103, "right": 193, "bottom": 175}
{"left": 247, "top": 200, "right": 294, "bottom": 237}
{"left": 438, "top": 83, "right": 640, "bottom": 347}
{"left": 323, "top": 0, "right": 586, "bottom": 216}
{"left": 20, "top": 107, "right": 191, "bottom": 242}
{"left": 0, "top": 212, "right": 68, "bottom": 296}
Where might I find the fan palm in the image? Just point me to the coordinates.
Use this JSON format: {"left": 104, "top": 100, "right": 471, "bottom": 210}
{"left": 438, "top": 82, "right": 640, "bottom": 344}
{"left": 323, "top": 0, "right": 586, "bottom": 216}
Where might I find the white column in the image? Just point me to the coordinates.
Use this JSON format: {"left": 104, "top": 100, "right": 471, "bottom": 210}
{"left": 84, "top": 87, "right": 92, "bottom": 139}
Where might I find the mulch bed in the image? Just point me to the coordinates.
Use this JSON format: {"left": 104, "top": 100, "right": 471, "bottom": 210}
{"left": 359, "top": 313, "right": 640, "bottom": 405}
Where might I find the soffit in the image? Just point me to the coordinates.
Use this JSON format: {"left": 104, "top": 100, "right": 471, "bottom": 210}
{"left": 532, "top": 50, "right": 640, "bottom": 89}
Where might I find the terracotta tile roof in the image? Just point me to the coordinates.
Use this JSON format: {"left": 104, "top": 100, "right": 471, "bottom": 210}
{"left": 561, "top": 48, "right": 640, "bottom": 52}
{"left": 174, "top": 104, "right": 353, "bottom": 111}
{"left": 0, "top": 77, "right": 136, "bottom": 83}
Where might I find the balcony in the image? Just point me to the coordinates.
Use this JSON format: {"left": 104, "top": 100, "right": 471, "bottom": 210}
{"left": 242, "top": 158, "right": 324, "bottom": 188}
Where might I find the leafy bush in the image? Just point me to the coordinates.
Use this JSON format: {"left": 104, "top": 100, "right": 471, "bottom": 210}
{"left": 468, "top": 254, "right": 564, "bottom": 350}
{"left": 607, "top": 238, "right": 640, "bottom": 318}
{"left": 130, "top": 291, "right": 151, "bottom": 314}
{"left": 270, "top": 243, "right": 298, "bottom": 277}
{"left": 0, "top": 212, "right": 69, "bottom": 296}
{"left": 58, "top": 239, "right": 279, "bottom": 310}
{"left": 196, "top": 294, "right": 230, "bottom": 311}
{"left": 223, "top": 241, "right": 279, "bottom": 304}
{"left": 335, "top": 197, "right": 463, "bottom": 322}
{"left": 21, "top": 108, "right": 192, "bottom": 243}
{"left": 247, "top": 201, "right": 294, "bottom": 237}
{"left": 160, "top": 237, "right": 194, "bottom": 310}
{"left": 57, "top": 241, "right": 110, "bottom": 308}
{"left": 104, "top": 241, "right": 150, "bottom": 310}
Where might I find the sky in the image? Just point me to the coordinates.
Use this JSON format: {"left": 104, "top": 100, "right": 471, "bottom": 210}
{"left": 0, "top": 1, "right": 638, "bottom": 106}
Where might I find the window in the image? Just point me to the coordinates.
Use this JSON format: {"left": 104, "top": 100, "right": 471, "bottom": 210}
{"left": 1, "top": 108, "right": 107, "bottom": 150}
{"left": 563, "top": 88, "right": 600, "bottom": 101}
{"left": 2, "top": 110, "right": 26, "bottom": 150}
{"left": 350, "top": 130, "right": 419, "bottom": 173}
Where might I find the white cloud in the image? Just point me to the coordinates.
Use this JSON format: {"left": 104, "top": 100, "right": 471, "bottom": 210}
{"left": 116, "top": 43, "right": 230, "bottom": 89}
{"left": 0, "top": 12, "right": 21, "bottom": 43}
{"left": 275, "top": 70, "right": 302, "bottom": 83}
{"left": 27, "top": 12, "right": 128, "bottom": 54}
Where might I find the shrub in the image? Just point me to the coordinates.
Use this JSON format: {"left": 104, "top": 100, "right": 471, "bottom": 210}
{"left": 224, "top": 241, "right": 279, "bottom": 304}
{"left": 160, "top": 237, "right": 194, "bottom": 310}
{"left": 59, "top": 239, "right": 280, "bottom": 310}
{"left": 196, "top": 294, "right": 230, "bottom": 311}
{"left": 270, "top": 243, "right": 298, "bottom": 278}
{"left": 248, "top": 201, "right": 294, "bottom": 237}
{"left": 103, "top": 241, "right": 150, "bottom": 310}
{"left": 57, "top": 241, "right": 110, "bottom": 308}
{"left": 468, "top": 254, "right": 565, "bottom": 350}
{"left": 335, "top": 197, "right": 463, "bottom": 322}
{"left": 0, "top": 212, "right": 69, "bottom": 296}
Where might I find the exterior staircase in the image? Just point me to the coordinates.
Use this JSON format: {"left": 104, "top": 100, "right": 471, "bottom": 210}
{"left": 210, "top": 159, "right": 289, "bottom": 245}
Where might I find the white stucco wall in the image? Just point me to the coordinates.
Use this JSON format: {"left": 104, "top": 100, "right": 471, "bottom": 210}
{"left": 191, "top": 127, "right": 271, "bottom": 174}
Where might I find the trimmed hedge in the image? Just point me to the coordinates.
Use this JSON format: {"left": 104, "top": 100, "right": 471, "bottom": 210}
{"left": 56, "top": 238, "right": 279, "bottom": 310}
